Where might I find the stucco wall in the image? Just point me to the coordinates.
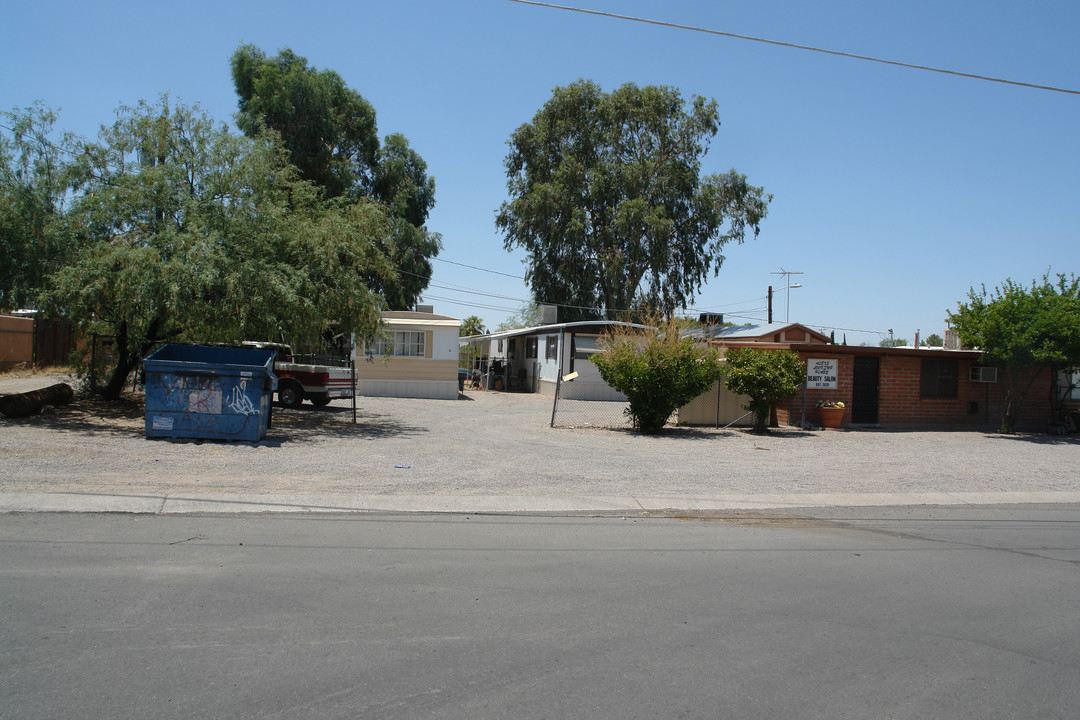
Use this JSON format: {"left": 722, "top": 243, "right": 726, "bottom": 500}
{"left": 0, "top": 315, "right": 34, "bottom": 369}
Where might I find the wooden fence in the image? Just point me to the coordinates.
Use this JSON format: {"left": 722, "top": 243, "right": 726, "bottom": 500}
{"left": 0, "top": 315, "right": 79, "bottom": 368}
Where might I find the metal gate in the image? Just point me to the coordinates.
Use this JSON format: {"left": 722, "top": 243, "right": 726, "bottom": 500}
{"left": 852, "top": 356, "right": 880, "bottom": 424}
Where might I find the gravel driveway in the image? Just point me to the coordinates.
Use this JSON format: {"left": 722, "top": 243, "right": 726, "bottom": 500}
{"left": 2, "top": 372, "right": 1079, "bottom": 505}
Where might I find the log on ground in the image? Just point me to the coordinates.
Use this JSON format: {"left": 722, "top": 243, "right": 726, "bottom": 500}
{"left": 0, "top": 383, "right": 75, "bottom": 418}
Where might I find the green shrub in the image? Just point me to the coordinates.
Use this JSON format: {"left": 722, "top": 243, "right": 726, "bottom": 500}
{"left": 723, "top": 347, "right": 805, "bottom": 433}
{"left": 593, "top": 320, "right": 724, "bottom": 434}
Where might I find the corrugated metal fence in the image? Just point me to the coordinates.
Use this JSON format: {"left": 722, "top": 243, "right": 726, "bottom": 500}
{"left": 549, "top": 377, "right": 753, "bottom": 430}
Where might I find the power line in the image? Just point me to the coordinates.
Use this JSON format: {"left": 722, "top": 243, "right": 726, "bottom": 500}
{"left": 420, "top": 294, "right": 523, "bottom": 313}
{"left": 433, "top": 257, "right": 524, "bottom": 280}
{"left": 507, "top": 0, "right": 1080, "bottom": 96}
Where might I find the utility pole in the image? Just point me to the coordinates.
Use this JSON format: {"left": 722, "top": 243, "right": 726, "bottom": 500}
{"left": 767, "top": 286, "right": 773, "bottom": 324}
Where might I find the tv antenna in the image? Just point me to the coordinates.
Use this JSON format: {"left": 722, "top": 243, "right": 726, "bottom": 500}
{"left": 770, "top": 269, "right": 804, "bottom": 323}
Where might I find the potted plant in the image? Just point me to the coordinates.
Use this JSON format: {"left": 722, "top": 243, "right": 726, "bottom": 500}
{"left": 817, "top": 400, "right": 846, "bottom": 428}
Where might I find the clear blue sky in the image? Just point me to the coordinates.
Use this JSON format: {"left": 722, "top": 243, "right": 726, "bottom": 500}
{"left": 4, "top": 0, "right": 1078, "bottom": 344}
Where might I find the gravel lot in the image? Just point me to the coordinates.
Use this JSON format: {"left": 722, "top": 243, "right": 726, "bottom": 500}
{"left": 2, "top": 370, "right": 1079, "bottom": 503}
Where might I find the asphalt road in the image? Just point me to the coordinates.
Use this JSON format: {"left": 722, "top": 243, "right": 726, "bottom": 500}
{"left": 3, "top": 505, "right": 1078, "bottom": 719}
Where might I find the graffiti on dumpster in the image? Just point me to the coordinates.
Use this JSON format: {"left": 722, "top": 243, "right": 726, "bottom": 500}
{"left": 148, "top": 374, "right": 263, "bottom": 416}
{"left": 151, "top": 374, "right": 221, "bottom": 413}
{"left": 227, "top": 381, "right": 259, "bottom": 415}
{"left": 146, "top": 372, "right": 263, "bottom": 437}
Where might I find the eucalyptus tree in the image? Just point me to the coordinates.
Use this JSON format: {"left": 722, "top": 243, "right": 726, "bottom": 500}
{"left": 231, "top": 45, "right": 440, "bottom": 309}
{"left": 496, "top": 80, "right": 771, "bottom": 321}
{"left": 0, "top": 103, "right": 81, "bottom": 310}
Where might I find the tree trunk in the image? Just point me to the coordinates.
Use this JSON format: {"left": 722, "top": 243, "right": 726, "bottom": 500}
{"left": 99, "top": 316, "right": 166, "bottom": 401}
{"left": 100, "top": 345, "right": 138, "bottom": 401}
{"left": 998, "top": 366, "right": 1046, "bottom": 433}
{"left": 0, "top": 383, "right": 74, "bottom": 418}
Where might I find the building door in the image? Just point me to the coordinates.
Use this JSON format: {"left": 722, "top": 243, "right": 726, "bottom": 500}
{"left": 852, "top": 356, "right": 880, "bottom": 424}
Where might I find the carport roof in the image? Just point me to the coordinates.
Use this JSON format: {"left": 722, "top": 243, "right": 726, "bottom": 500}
{"left": 459, "top": 320, "right": 652, "bottom": 345}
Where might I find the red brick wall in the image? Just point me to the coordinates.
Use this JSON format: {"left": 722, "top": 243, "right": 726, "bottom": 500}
{"left": 776, "top": 351, "right": 1055, "bottom": 432}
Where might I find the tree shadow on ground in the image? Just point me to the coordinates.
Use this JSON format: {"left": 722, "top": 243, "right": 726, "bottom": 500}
{"left": 268, "top": 406, "right": 426, "bottom": 442}
{"left": 0, "top": 396, "right": 146, "bottom": 438}
{"left": 0, "top": 394, "right": 427, "bottom": 443}
{"left": 986, "top": 432, "right": 1080, "bottom": 446}
{"left": 579, "top": 425, "right": 818, "bottom": 442}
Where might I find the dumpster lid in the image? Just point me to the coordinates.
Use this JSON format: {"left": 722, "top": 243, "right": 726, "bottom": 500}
{"left": 144, "top": 343, "right": 277, "bottom": 371}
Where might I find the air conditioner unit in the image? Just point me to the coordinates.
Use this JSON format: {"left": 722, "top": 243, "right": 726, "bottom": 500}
{"left": 969, "top": 366, "right": 998, "bottom": 383}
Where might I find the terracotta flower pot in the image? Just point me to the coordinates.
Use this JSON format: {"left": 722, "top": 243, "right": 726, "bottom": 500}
{"left": 819, "top": 406, "right": 845, "bottom": 428}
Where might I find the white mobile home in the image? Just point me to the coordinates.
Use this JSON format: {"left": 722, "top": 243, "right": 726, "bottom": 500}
{"left": 353, "top": 310, "right": 461, "bottom": 399}
{"left": 459, "top": 321, "right": 649, "bottom": 400}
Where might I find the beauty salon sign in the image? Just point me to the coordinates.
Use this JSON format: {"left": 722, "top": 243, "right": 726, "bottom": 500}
{"left": 806, "top": 358, "right": 838, "bottom": 389}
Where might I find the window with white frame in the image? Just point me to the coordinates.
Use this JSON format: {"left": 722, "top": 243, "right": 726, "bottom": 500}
{"left": 368, "top": 335, "right": 391, "bottom": 356}
{"left": 368, "top": 331, "right": 426, "bottom": 357}
{"left": 395, "top": 331, "right": 425, "bottom": 357}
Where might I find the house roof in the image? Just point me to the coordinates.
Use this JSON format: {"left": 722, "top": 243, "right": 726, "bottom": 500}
{"left": 383, "top": 310, "right": 460, "bottom": 328}
{"left": 790, "top": 343, "right": 982, "bottom": 359}
{"left": 691, "top": 321, "right": 831, "bottom": 344}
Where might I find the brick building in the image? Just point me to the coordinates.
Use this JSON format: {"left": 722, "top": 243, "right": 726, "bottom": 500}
{"left": 694, "top": 322, "right": 1066, "bottom": 432}
{"left": 777, "top": 344, "right": 1056, "bottom": 432}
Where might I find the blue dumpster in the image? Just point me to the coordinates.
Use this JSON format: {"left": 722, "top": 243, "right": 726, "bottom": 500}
{"left": 143, "top": 344, "right": 278, "bottom": 442}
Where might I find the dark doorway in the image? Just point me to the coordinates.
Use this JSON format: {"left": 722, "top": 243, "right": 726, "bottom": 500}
{"left": 852, "top": 356, "right": 880, "bottom": 424}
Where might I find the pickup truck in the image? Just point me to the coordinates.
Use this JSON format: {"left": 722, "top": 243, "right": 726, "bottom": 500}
{"left": 241, "top": 342, "right": 354, "bottom": 409}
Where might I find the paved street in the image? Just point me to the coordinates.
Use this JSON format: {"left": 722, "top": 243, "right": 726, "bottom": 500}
{"left": 3, "top": 506, "right": 1078, "bottom": 719}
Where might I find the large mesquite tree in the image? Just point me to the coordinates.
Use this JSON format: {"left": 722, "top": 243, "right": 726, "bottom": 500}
{"left": 40, "top": 98, "right": 392, "bottom": 399}
{"left": 497, "top": 80, "right": 771, "bottom": 321}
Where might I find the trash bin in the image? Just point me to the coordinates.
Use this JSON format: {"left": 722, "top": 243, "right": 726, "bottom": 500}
{"left": 143, "top": 344, "right": 278, "bottom": 442}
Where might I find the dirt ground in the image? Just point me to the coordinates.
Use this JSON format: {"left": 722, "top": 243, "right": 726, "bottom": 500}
{"left": 2, "top": 368, "right": 1079, "bottom": 502}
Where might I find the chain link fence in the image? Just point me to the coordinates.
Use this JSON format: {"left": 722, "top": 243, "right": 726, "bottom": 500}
{"left": 87, "top": 333, "right": 119, "bottom": 396}
{"left": 549, "top": 378, "right": 636, "bottom": 429}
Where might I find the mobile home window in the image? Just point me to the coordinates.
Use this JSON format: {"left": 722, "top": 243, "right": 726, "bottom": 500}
{"left": 368, "top": 335, "right": 391, "bottom": 356}
{"left": 396, "top": 331, "right": 425, "bottom": 357}
{"left": 525, "top": 337, "right": 538, "bottom": 359}
{"left": 545, "top": 336, "right": 558, "bottom": 361}
{"left": 369, "top": 331, "right": 425, "bottom": 357}
{"left": 573, "top": 336, "right": 598, "bottom": 360}
{"left": 921, "top": 357, "right": 958, "bottom": 397}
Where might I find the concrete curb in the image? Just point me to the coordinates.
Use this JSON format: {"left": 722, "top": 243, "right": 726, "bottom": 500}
{"left": 3, "top": 490, "right": 1080, "bottom": 515}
